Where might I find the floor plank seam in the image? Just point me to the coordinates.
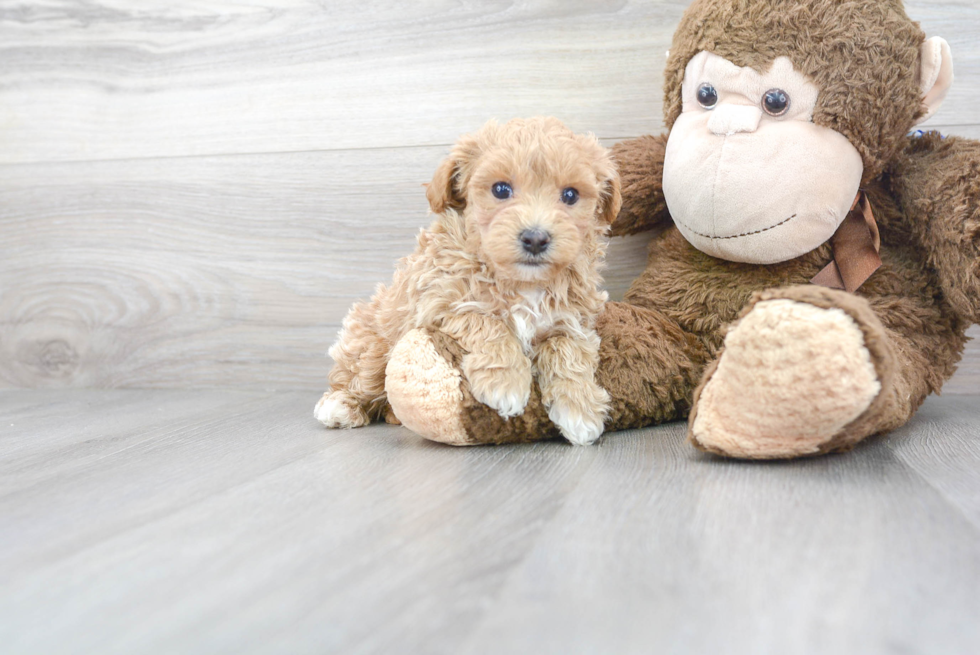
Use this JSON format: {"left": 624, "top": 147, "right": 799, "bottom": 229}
{"left": 450, "top": 445, "right": 606, "bottom": 654}
{"left": 3, "top": 126, "right": 975, "bottom": 170}
{"left": 884, "top": 437, "right": 980, "bottom": 536}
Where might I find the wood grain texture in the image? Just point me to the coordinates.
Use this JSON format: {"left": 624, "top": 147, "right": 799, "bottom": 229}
{"left": 0, "top": 0, "right": 683, "bottom": 163}
{"left": 0, "top": 144, "right": 974, "bottom": 391}
{"left": 0, "top": 1, "right": 976, "bottom": 163}
{"left": 1, "top": 4, "right": 977, "bottom": 652}
{"left": 887, "top": 395, "right": 980, "bottom": 526}
{"left": 949, "top": 327, "right": 980, "bottom": 394}
{"left": 0, "top": 147, "right": 651, "bottom": 389}
{"left": 0, "top": 0, "right": 978, "bottom": 392}
{"left": 1, "top": 390, "right": 979, "bottom": 653}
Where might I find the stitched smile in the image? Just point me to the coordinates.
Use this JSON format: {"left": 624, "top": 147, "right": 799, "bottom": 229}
{"left": 677, "top": 213, "right": 797, "bottom": 240}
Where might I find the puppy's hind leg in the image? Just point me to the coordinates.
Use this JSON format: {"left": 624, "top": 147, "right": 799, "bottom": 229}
{"left": 315, "top": 303, "right": 388, "bottom": 429}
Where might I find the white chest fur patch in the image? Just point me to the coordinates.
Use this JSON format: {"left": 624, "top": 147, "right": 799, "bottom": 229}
{"left": 509, "top": 289, "right": 553, "bottom": 354}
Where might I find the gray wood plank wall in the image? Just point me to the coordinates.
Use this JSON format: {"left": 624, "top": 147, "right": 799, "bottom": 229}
{"left": 1, "top": 1, "right": 978, "bottom": 392}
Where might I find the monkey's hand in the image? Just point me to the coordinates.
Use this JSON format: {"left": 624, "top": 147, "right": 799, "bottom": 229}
{"left": 609, "top": 134, "right": 672, "bottom": 237}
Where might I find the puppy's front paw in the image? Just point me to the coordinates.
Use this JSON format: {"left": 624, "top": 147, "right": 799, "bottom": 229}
{"left": 315, "top": 391, "right": 370, "bottom": 428}
{"left": 544, "top": 380, "right": 611, "bottom": 446}
{"left": 463, "top": 357, "right": 532, "bottom": 419}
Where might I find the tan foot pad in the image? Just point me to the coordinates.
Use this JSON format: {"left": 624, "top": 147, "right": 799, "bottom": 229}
{"left": 385, "top": 329, "right": 470, "bottom": 445}
{"left": 691, "top": 299, "right": 881, "bottom": 459}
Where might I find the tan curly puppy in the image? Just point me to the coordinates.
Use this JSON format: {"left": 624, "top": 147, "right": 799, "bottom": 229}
{"left": 315, "top": 117, "right": 621, "bottom": 445}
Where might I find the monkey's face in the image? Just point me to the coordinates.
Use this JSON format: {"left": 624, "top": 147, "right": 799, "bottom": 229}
{"left": 663, "top": 52, "right": 864, "bottom": 265}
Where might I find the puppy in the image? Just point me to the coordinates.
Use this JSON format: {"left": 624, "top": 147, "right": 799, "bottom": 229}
{"left": 315, "top": 117, "right": 621, "bottom": 445}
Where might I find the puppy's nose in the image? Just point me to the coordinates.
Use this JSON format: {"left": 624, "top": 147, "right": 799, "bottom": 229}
{"left": 520, "top": 228, "right": 551, "bottom": 255}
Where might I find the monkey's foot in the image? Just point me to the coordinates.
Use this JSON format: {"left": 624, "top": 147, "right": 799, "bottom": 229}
{"left": 385, "top": 329, "right": 470, "bottom": 444}
{"left": 689, "top": 298, "right": 882, "bottom": 459}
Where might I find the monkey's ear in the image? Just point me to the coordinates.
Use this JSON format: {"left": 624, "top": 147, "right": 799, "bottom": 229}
{"left": 915, "top": 36, "right": 954, "bottom": 125}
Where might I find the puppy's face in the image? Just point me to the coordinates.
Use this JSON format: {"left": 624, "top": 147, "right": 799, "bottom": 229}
{"left": 427, "top": 118, "right": 621, "bottom": 283}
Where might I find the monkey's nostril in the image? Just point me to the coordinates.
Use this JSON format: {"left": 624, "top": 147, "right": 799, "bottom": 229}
{"left": 520, "top": 228, "right": 551, "bottom": 255}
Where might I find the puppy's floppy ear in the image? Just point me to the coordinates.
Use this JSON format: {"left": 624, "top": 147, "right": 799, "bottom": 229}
{"left": 594, "top": 151, "right": 622, "bottom": 226}
{"left": 425, "top": 131, "right": 484, "bottom": 214}
{"left": 426, "top": 157, "right": 464, "bottom": 214}
{"left": 578, "top": 132, "right": 621, "bottom": 225}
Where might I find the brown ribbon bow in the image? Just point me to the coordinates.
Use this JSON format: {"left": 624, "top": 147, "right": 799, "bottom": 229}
{"left": 810, "top": 191, "right": 881, "bottom": 292}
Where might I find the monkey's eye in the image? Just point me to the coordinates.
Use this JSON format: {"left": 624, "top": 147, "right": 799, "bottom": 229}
{"left": 762, "top": 89, "right": 790, "bottom": 116}
{"left": 696, "top": 83, "right": 718, "bottom": 109}
{"left": 491, "top": 182, "right": 513, "bottom": 199}
{"left": 560, "top": 187, "right": 579, "bottom": 205}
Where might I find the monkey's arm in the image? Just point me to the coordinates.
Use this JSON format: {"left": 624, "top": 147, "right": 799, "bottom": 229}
{"left": 594, "top": 301, "right": 709, "bottom": 431}
{"left": 385, "top": 300, "right": 710, "bottom": 444}
{"left": 609, "top": 134, "right": 673, "bottom": 237}
{"left": 890, "top": 132, "right": 980, "bottom": 323}
{"left": 472, "top": 300, "right": 709, "bottom": 439}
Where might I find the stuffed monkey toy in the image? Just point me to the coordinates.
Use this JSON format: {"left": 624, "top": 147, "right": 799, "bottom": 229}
{"left": 383, "top": 0, "right": 979, "bottom": 459}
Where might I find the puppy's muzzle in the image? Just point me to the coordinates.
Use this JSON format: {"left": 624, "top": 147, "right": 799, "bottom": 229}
{"left": 520, "top": 228, "right": 551, "bottom": 256}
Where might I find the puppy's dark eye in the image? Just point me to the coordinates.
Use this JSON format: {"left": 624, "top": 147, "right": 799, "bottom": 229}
{"left": 763, "top": 89, "right": 790, "bottom": 116}
{"left": 697, "top": 83, "right": 718, "bottom": 109}
{"left": 491, "top": 182, "right": 512, "bottom": 199}
{"left": 560, "top": 188, "right": 579, "bottom": 205}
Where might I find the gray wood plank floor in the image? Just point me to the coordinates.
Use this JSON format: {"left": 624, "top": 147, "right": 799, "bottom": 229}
{"left": 2, "top": 390, "right": 979, "bottom": 654}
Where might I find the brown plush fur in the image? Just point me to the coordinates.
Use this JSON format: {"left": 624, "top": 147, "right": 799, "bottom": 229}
{"left": 664, "top": 0, "right": 925, "bottom": 184}
{"left": 317, "top": 117, "right": 621, "bottom": 444}
{"left": 390, "top": 0, "right": 978, "bottom": 458}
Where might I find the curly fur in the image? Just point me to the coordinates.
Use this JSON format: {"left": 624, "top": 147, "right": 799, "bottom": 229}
{"left": 316, "top": 117, "right": 621, "bottom": 445}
